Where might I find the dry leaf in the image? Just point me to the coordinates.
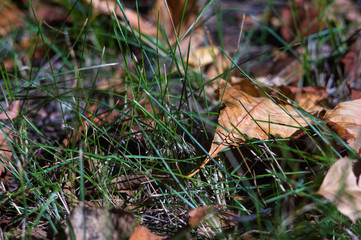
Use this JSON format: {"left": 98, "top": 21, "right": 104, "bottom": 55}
{"left": 278, "top": 0, "right": 325, "bottom": 42}
{"left": 186, "top": 46, "right": 219, "bottom": 69}
{"left": 188, "top": 80, "right": 311, "bottom": 177}
{"left": 275, "top": 85, "right": 328, "bottom": 112}
{"left": 0, "top": 100, "right": 20, "bottom": 120}
{"left": 318, "top": 157, "right": 361, "bottom": 223}
{"left": 188, "top": 206, "right": 215, "bottom": 228}
{"left": 187, "top": 206, "right": 237, "bottom": 237}
{"left": 0, "top": 127, "right": 13, "bottom": 179}
{"left": 0, "top": 1, "right": 25, "bottom": 36}
{"left": 85, "top": 0, "right": 200, "bottom": 48}
{"left": 84, "top": 0, "right": 156, "bottom": 36}
{"left": 0, "top": 101, "right": 20, "bottom": 180}
{"left": 350, "top": 88, "right": 361, "bottom": 100}
{"left": 229, "top": 77, "right": 328, "bottom": 112}
{"left": 32, "top": 2, "right": 72, "bottom": 23}
{"left": 324, "top": 98, "right": 361, "bottom": 156}
{"left": 129, "top": 226, "right": 165, "bottom": 240}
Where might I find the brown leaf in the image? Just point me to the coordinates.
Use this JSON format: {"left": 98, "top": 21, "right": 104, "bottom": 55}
{"left": 186, "top": 46, "right": 219, "bottom": 69}
{"left": 0, "top": 127, "right": 13, "bottom": 179}
{"left": 350, "top": 88, "right": 361, "bottom": 100}
{"left": 84, "top": 0, "right": 157, "bottom": 37}
{"left": 278, "top": 1, "right": 325, "bottom": 42}
{"left": 274, "top": 85, "right": 328, "bottom": 112}
{"left": 0, "top": 101, "right": 20, "bottom": 180}
{"left": 129, "top": 226, "right": 165, "bottom": 240}
{"left": 0, "top": 1, "right": 25, "bottom": 36}
{"left": 229, "top": 77, "right": 328, "bottom": 112}
{"left": 318, "top": 157, "right": 361, "bottom": 223}
{"left": 0, "top": 100, "right": 20, "bottom": 120}
{"left": 85, "top": 0, "right": 200, "bottom": 48}
{"left": 188, "top": 206, "right": 215, "bottom": 228}
{"left": 324, "top": 99, "right": 361, "bottom": 156}
{"left": 188, "top": 80, "right": 311, "bottom": 177}
{"left": 33, "top": 2, "right": 72, "bottom": 23}
{"left": 187, "top": 206, "right": 237, "bottom": 237}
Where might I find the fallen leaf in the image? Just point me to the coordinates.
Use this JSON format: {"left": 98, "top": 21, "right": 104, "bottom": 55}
{"left": 129, "top": 226, "right": 165, "bottom": 240}
{"left": 187, "top": 206, "right": 237, "bottom": 237}
{"left": 32, "top": 2, "right": 72, "bottom": 23}
{"left": 0, "top": 1, "right": 25, "bottom": 36}
{"left": 342, "top": 45, "right": 359, "bottom": 81}
{"left": 188, "top": 80, "right": 311, "bottom": 177}
{"left": 0, "top": 127, "right": 13, "bottom": 179}
{"left": 229, "top": 77, "right": 328, "bottom": 112}
{"left": 267, "top": 54, "right": 304, "bottom": 86}
{"left": 275, "top": 85, "right": 328, "bottom": 112}
{"left": 188, "top": 206, "right": 215, "bottom": 228}
{"left": 0, "top": 100, "right": 20, "bottom": 120}
{"left": 350, "top": 88, "right": 361, "bottom": 100}
{"left": 277, "top": 0, "right": 325, "bottom": 42}
{"left": 186, "top": 46, "right": 219, "bottom": 69}
{"left": 85, "top": 0, "right": 200, "bottom": 49}
{"left": 318, "top": 157, "right": 361, "bottom": 223}
{"left": 0, "top": 101, "right": 20, "bottom": 181}
{"left": 324, "top": 98, "right": 361, "bottom": 156}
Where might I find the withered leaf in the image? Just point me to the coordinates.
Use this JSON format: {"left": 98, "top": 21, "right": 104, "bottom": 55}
{"left": 188, "top": 80, "right": 311, "bottom": 177}
{"left": 187, "top": 206, "right": 237, "bottom": 237}
{"left": 0, "top": 1, "right": 24, "bottom": 36}
{"left": 229, "top": 77, "right": 328, "bottom": 112}
{"left": 0, "top": 127, "right": 13, "bottom": 178}
{"left": 0, "top": 100, "right": 20, "bottom": 120}
{"left": 318, "top": 157, "right": 361, "bottom": 223}
{"left": 0, "top": 101, "right": 20, "bottom": 180}
{"left": 188, "top": 206, "right": 215, "bottom": 228}
{"left": 186, "top": 46, "right": 219, "bottom": 69}
{"left": 129, "top": 226, "right": 165, "bottom": 240}
{"left": 324, "top": 98, "right": 361, "bottom": 156}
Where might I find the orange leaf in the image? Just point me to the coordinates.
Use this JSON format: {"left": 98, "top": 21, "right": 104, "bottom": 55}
{"left": 129, "top": 226, "right": 165, "bottom": 240}
{"left": 318, "top": 157, "right": 361, "bottom": 223}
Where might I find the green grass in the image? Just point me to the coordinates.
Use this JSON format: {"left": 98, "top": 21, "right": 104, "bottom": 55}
{"left": 0, "top": 0, "right": 360, "bottom": 239}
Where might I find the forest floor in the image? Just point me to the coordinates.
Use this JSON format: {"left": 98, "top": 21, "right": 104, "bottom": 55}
{"left": 1, "top": 0, "right": 361, "bottom": 239}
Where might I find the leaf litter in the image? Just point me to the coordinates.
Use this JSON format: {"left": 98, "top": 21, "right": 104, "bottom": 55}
{"left": 3, "top": 0, "right": 361, "bottom": 238}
